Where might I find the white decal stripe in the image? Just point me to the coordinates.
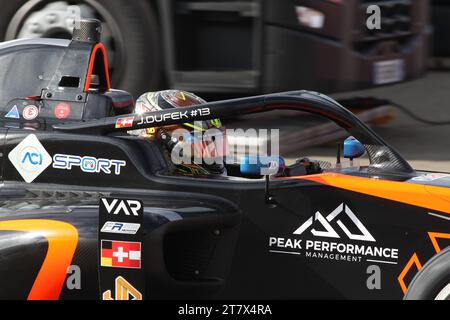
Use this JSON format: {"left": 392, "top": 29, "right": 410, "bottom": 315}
{"left": 366, "top": 259, "right": 397, "bottom": 265}
{"left": 428, "top": 212, "right": 450, "bottom": 221}
{"left": 326, "top": 203, "right": 344, "bottom": 221}
{"left": 293, "top": 217, "right": 313, "bottom": 235}
{"left": 343, "top": 206, "right": 376, "bottom": 242}
{"left": 269, "top": 250, "right": 301, "bottom": 256}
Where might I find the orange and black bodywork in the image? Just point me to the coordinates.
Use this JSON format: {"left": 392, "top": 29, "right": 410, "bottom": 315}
{"left": 0, "top": 23, "right": 448, "bottom": 300}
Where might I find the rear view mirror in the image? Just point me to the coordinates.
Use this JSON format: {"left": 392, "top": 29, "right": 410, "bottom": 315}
{"left": 240, "top": 156, "right": 286, "bottom": 176}
{"left": 344, "top": 137, "right": 365, "bottom": 159}
{"left": 240, "top": 155, "right": 286, "bottom": 208}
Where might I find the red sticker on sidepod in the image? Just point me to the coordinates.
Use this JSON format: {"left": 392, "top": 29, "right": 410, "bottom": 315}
{"left": 54, "top": 103, "right": 71, "bottom": 119}
{"left": 23, "top": 105, "right": 39, "bottom": 120}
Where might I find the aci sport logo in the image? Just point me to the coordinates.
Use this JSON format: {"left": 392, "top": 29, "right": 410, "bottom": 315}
{"left": 8, "top": 134, "right": 52, "bottom": 183}
{"left": 9, "top": 135, "right": 128, "bottom": 183}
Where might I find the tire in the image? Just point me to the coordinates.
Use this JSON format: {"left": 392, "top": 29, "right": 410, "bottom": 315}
{"left": 404, "top": 247, "right": 450, "bottom": 300}
{"left": 0, "top": 0, "right": 162, "bottom": 98}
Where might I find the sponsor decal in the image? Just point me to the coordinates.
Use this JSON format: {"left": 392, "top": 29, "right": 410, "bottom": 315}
{"left": 137, "top": 107, "right": 211, "bottom": 126}
{"left": 5, "top": 105, "right": 20, "bottom": 119}
{"left": 99, "top": 198, "right": 145, "bottom": 299}
{"left": 8, "top": 134, "right": 52, "bottom": 183}
{"left": 102, "top": 276, "right": 142, "bottom": 300}
{"left": 23, "top": 105, "right": 39, "bottom": 120}
{"left": 101, "top": 198, "right": 142, "bottom": 216}
{"left": 101, "top": 240, "right": 141, "bottom": 269}
{"left": 269, "top": 203, "right": 399, "bottom": 264}
{"left": 9, "top": 136, "right": 127, "bottom": 181}
{"left": 101, "top": 221, "right": 140, "bottom": 235}
{"left": 115, "top": 116, "right": 134, "bottom": 129}
{"left": 53, "top": 154, "right": 126, "bottom": 175}
{"left": 54, "top": 102, "right": 71, "bottom": 119}
{"left": 293, "top": 203, "right": 376, "bottom": 242}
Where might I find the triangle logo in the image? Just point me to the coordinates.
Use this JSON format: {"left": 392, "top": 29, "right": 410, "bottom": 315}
{"left": 293, "top": 203, "right": 376, "bottom": 242}
{"left": 5, "top": 105, "right": 20, "bottom": 119}
{"left": 293, "top": 212, "right": 340, "bottom": 239}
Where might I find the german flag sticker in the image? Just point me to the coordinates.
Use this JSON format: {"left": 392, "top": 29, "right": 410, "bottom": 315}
{"left": 101, "top": 240, "right": 141, "bottom": 269}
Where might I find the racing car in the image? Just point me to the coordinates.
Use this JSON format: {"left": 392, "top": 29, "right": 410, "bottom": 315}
{"left": 0, "top": 20, "right": 448, "bottom": 300}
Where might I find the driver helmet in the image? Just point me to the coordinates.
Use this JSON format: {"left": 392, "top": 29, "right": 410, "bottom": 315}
{"left": 132, "top": 90, "right": 228, "bottom": 175}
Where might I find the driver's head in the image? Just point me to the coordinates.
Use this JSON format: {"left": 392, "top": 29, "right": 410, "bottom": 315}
{"left": 132, "top": 90, "right": 227, "bottom": 175}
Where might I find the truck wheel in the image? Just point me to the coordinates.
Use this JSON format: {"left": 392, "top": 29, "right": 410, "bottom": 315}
{"left": 0, "top": 0, "right": 161, "bottom": 97}
{"left": 404, "top": 247, "right": 450, "bottom": 300}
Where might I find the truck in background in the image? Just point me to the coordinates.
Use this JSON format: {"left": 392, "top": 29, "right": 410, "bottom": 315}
{"left": 0, "top": 0, "right": 431, "bottom": 97}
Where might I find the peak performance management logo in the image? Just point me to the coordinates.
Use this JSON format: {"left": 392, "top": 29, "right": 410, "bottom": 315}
{"left": 293, "top": 203, "right": 376, "bottom": 242}
{"left": 269, "top": 203, "right": 399, "bottom": 264}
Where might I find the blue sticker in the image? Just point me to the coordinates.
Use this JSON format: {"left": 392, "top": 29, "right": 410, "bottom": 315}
{"left": 5, "top": 106, "right": 20, "bottom": 119}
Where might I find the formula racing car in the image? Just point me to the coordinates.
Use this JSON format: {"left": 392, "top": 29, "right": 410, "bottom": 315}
{"left": 0, "top": 20, "right": 448, "bottom": 300}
